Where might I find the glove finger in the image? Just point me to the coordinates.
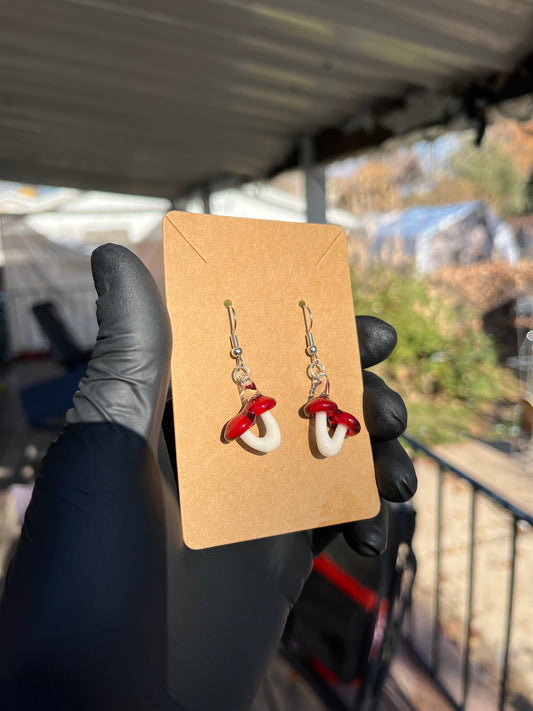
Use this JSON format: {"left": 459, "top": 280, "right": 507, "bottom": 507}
{"left": 342, "top": 498, "right": 388, "bottom": 556}
{"left": 363, "top": 371, "right": 407, "bottom": 442}
{"left": 67, "top": 244, "right": 172, "bottom": 452}
{"left": 373, "top": 439, "right": 417, "bottom": 502}
{"left": 356, "top": 316, "right": 397, "bottom": 369}
{"left": 311, "top": 442, "right": 415, "bottom": 554}
{"left": 311, "top": 524, "right": 341, "bottom": 556}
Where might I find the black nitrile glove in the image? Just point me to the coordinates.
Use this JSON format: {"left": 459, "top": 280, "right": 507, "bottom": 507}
{"left": 0, "top": 245, "right": 416, "bottom": 711}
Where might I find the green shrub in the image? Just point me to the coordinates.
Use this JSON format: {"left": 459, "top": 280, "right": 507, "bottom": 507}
{"left": 351, "top": 263, "right": 518, "bottom": 443}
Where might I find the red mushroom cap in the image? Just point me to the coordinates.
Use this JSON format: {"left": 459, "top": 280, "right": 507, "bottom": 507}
{"left": 247, "top": 394, "right": 276, "bottom": 417}
{"left": 328, "top": 410, "right": 361, "bottom": 437}
{"left": 224, "top": 410, "right": 255, "bottom": 440}
{"left": 303, "top": 396, "right": 338, "bottom": 417}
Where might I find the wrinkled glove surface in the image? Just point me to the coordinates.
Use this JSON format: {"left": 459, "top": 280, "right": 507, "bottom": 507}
{"left": 0, "top": 245, "right": 416, "bottom": 711}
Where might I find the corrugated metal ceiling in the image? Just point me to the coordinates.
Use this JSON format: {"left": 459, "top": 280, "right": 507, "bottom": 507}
{"left": 1, "top": 0, "right": 532, "bottom": 198}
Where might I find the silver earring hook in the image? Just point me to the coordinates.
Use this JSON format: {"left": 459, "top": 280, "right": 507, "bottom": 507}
{"left": 299, "top": 300, "right": 318, "bottom": 358}
{"left": 299, "top": 300, "right": 313, "bottom": 334}
{"left": 224, "top": 299, "right": 237, "bottom": 336}
{"left": 224, "top": 299, "right": 253, "bottom": 388}
{"left": 224, "top": 299, "right": 241, "bottom": 355}
{"left": 299, "top": 300, "right": 329, "bottom": 398}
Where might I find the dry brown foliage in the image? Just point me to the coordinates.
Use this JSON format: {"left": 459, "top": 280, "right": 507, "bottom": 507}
{"left": 488, "top": 118, "right": 533, "bottom": 178}
{"left": 430, "top": 259, "right": 533, "bottom": 315}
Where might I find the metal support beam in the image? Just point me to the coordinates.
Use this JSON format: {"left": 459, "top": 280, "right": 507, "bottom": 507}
{"left": 171, "top": 196, "right": 188, "bottom": 211}
{"left": 200, "top": 186, "right": 211, "bottom": 215}
{"left": 301, "top": 134, "right": 326, "bottom": 224}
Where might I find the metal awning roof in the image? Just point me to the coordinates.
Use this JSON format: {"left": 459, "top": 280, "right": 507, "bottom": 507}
{"left": 1, "top": 0, "right": 533, "bottom": 199}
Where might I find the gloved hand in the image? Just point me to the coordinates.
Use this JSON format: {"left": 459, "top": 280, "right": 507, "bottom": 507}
{"left": 0, "top": 245, "right": 416, "bottom": 711}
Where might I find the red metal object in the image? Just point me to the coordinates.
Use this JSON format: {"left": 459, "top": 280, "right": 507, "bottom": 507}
{"left": 313, "top": 554, "right": 377, "bottom": 613}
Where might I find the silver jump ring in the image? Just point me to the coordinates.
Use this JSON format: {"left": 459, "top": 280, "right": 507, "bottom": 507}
{"left": 233, "top": 365, "right": 252, "bottom": 385}
{"left": 308, "top": 361, "right": 327, "bottom": 381}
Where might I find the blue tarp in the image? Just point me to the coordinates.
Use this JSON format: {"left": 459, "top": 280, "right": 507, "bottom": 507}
{"left": 372, "top": 201, "right": 519, "bottom": 273}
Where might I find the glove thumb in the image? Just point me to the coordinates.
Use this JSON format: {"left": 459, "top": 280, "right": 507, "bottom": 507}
{"left": 67, "top": 244, "right": 172, "bottom": 452}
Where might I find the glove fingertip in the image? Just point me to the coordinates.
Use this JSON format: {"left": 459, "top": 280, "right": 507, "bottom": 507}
{"left": 374, "top": 440, "right": 418, "bottom": 502}
{"left": 363, "top": 373, "right": 408, "bottom": 441}
{"left": 343, "top": 528, "right": 386, "bottom": 557}
{"left": 342, "top": 500, "right": 388, "bottom": 557}
{"left": 356, "top": 316, "right": 397, "bottom": 369}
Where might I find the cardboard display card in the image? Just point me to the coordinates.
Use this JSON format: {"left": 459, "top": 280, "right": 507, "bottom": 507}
{"left": 163, "top": 211, "right": 379, "bottom": 549}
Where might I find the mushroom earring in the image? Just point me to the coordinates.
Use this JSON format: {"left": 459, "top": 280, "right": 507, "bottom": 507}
{"left": 223, "top": 300, "right": 281, "bottom": 453}
{"left": 299, "top": 301, "right": 361, "bottom": 457}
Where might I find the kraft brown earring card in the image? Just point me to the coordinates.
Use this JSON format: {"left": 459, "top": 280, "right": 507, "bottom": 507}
{"left": 162, "top": 211, "right": 379, "bottom": 549}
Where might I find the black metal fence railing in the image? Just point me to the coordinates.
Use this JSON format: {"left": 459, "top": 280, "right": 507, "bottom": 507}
{"left": 402, "top": 434, "right": 533, "bottom": 711}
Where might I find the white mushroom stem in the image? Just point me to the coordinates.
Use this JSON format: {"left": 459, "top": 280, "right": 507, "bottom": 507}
{"left": 239, "top": 411, "right": 281, "bottom": 453}
{"left": 314, "top": 410, "right": 347, "bottom": 457}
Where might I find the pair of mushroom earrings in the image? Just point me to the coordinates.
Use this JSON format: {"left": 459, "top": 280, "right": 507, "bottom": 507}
{"left": 223, "top": 300, "right": 361, "bottom": 456}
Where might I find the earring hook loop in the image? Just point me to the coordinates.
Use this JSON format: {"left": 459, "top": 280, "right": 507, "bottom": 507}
{"left": 224, "top": 299, "right": 237, "bottom": 336}
{"left": 299, "top": 300, "right": 329, "bottom": 398}
{"left": 299, "top": 300, "right": 313, "bottom": 334}
{"left": 224, "top": 299, "right": 254, "bottom": 389}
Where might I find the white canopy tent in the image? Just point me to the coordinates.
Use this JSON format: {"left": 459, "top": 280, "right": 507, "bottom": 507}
{"left": 0, "top": 215, "right": 96, "bottom": 353}
{"left": 0, "top": 187, "right": 170, "bottom": 353}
